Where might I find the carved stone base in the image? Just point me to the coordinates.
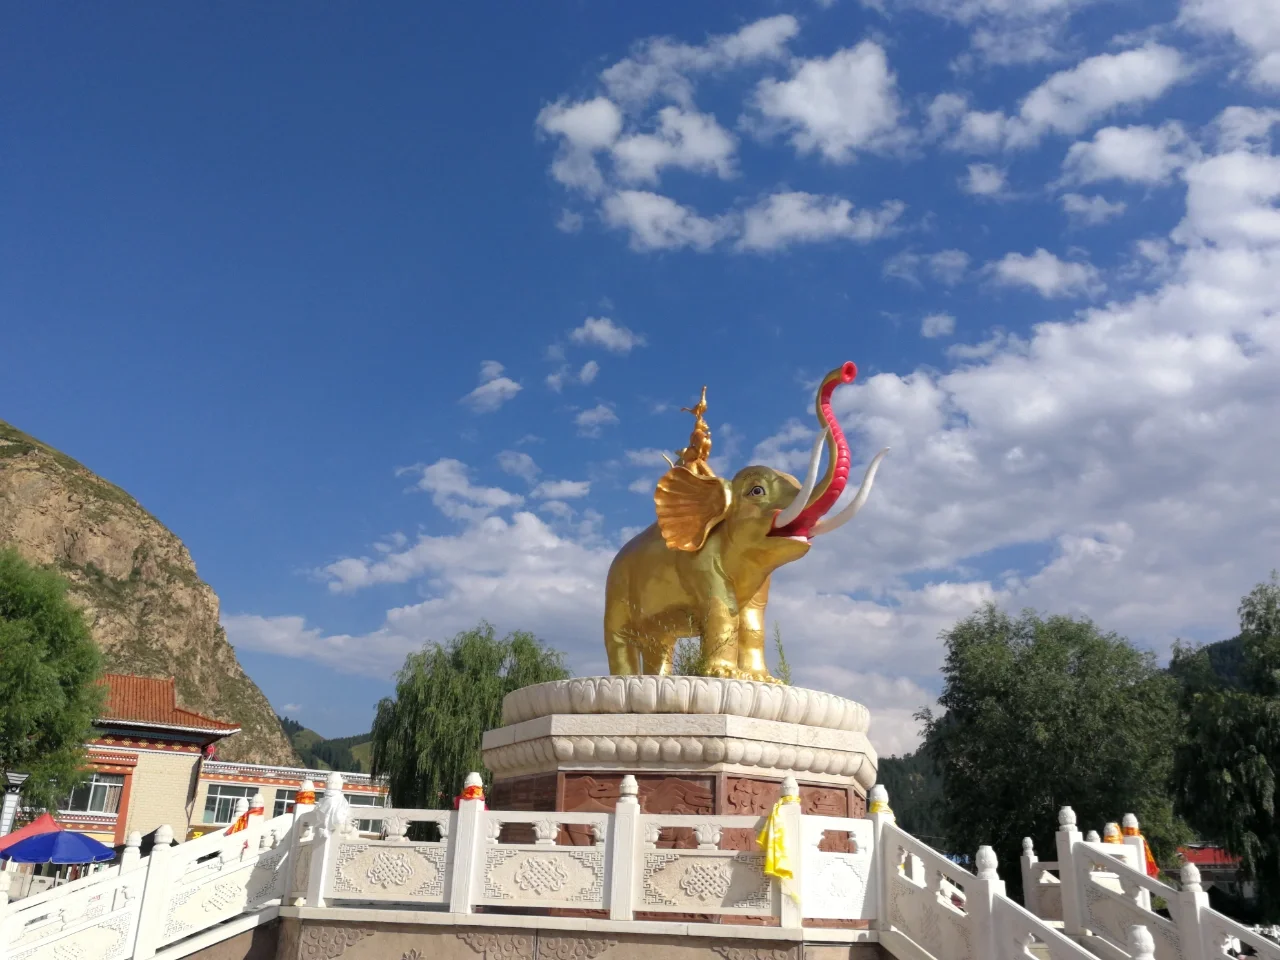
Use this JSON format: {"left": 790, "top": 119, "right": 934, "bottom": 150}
{"left": 483, "top": 678, "right": 877, "bottom": 794}
{"left": 484, "top": 679, "right": 876, "bottom": 929}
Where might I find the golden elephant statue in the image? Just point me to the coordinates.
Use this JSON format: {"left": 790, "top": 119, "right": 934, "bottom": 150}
{"left": 603, "top": 361, "right": 888, "bottom": 681}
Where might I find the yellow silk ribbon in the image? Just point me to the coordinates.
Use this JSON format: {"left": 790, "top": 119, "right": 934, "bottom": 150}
{"left": 757, "top": 792, "right": 801, "bottom": 903}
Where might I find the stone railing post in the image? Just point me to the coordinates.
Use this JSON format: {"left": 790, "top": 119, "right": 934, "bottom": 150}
{"left": 1055, "top": 805, "right": 1086, "bottom": 938}
{"left": 306, "top": 772, "right": 347, "bottom": 908}
{"left": 1020, "top": 837, "right": 1040, "bottom": 916}
{"left": 1129, "top": 924, "right": 1156, "bottom": 960}
{"left": 286, "top": 779, "right": 316, "bottom": 906}
{"left": 447, "top": 772, "right": 487, "bottom": 915}
{"left": 121, "top": 831, "right": 143, "bottom": 873}
{"left": 968, "top": 845, "right": 1006, "bottom": 959}
{"left": 1174, "top": 863, "right": 1211, "bottom": 960}
{"left": 1121, "top": 813, "right": 1153, "bottom": 910}
{"left": 867, "top": 784, "right": 894, "bottom": 928}
{"left": 132, "top": 824, "right": 176, "bottom": 960}
{"left": 777, "top": 776, "right": 803, "bottom": 930}
{"left": 609, "top": 775, "right": 640, "bottom": 921}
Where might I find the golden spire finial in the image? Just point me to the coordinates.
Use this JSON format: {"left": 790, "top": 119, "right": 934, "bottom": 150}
{"left": 672, "top": 385, "right": 714, "bottom": 477}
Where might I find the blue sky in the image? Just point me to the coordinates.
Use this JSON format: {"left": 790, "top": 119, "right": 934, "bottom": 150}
{"left": 4, "top": 1, "right": 1278, "bottom": 754}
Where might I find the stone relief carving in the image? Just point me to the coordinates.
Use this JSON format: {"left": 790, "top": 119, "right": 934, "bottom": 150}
{"left": 641, "top": 852, "right": 771, "bottom": 911}
{"left": 482, "top": 849, "right": 604, "bottom": 903}
{"left": 500, "top": 677, "right": 868, "bottom": 732}
{"left": 679, "top": 861, "right": 733, "bottom": 901}
{"left": 298, "top": 925, "right": 375, "bottom": 959}
{"left": 537, "top": 937, "right": 616, "bottom": 960}
{"left": 403, "top": 952, "right": 425, "bottom": 960}
{"left": 457, "top": 932, "right": 535, "bottom": 960}
{"left": 201, "top": 879, "right": 244, "bottom": 913}
{"left": 13, "top": 912, "right": 133, "bottom": 960}
{"left": 711, "top": 946, "right": 796, "bottom": 960}
{"left": 331, "top": 842, "right": 446, "bottom": 899}
{"left": 367, "top": 850, "right": 415, "bottom": 889}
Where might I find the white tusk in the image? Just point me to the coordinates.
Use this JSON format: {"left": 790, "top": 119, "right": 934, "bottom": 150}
{"left": 772, "top": 428, "right": 829, "bottom": 529}
{"left": 811, "top": 448, "right": 889, "bottom": 536}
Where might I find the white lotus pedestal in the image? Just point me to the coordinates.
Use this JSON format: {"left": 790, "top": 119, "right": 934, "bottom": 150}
{"left": 482, "top": 676, "right": 877, "bottom": 835}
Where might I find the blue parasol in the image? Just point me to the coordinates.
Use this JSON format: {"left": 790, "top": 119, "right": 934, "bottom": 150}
{"left": 1, "top": 830, "right": 116, "bottom": 865}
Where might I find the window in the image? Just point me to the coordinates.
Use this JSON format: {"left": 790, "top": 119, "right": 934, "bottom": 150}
{"left": 345, "top": 792, "right": 386, "bottom": 834}
{"left": 203, "top": 784, "right": 257, "bottom": 824}
{"left": 273, "top": 790, "right": 297, "bottom": 819}
{"left": 62, "top": 773, "right": 124, "bottom": 815}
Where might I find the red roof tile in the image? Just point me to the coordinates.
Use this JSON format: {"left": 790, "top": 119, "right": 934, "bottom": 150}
{"left": 97, "top": 675, "right": 240, "bottom": 734}
{"left": 1179, "top": 845, "right": 1241, "bottom": 866}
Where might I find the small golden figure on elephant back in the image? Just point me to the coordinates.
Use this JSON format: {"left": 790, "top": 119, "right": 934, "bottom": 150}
{"left": 603, "top": 361, "right": 890, "bottom": 682}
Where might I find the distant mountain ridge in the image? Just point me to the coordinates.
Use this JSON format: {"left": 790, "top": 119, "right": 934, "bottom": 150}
{"left": 0, "top": 418, "right": 297, "bottom": 765}
{"left": 279, "top": 716, "right": 372, "bottom": 772}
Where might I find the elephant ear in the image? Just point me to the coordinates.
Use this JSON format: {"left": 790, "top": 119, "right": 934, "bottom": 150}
{"left": 654, "top": 466, "right": 732, "bottom": 552}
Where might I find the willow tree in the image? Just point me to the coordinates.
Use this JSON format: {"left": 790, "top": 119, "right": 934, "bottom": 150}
{"left": 1174, "top": 573, "right": 1280, "bottom": 920}
{"left": 0, "top": 549, "right": 104, "bottom": 810}
{"left": 370, "top": 623, "right": 569, "bottom": 808}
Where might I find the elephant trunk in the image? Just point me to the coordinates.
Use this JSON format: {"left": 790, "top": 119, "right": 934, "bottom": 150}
{"left": 770, "top": 362, "right": 856, "bottom": 539}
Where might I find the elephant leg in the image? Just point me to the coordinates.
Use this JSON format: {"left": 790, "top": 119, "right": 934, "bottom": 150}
{"left": 604, "top": 602, "right": 641, "bottom": 675}
{"left": 700, "top": 593, "right": 740, "bottom": 678}
{"left": 642, "top": 643, "right": 674, "bottom": 675}
{"left": 737, "top": 579, "right": 776, "bottom": 682}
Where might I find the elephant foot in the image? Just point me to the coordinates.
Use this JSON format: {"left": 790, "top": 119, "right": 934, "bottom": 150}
{"left": 737, "top": 668, "right": 783, "bottom": 684}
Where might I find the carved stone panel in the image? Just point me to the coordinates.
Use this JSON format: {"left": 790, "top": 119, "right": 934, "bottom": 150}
{"left": 480, "top": 848, "right": 606, "bottom": 906}
{"left": 162, "top": 867, "right": 253, "bottom": 944}
{"left": 11, "top": 910, "right": 133, "bottom": 960}
{"left": 888, "top": 876, "right": 973, "bottom": 960}
{"left": 712, "top": 946, "right": 797, "bottom": 960}
{"left": 457, "top": 932, "right": 535, "bottom": 960}
{"left": 641, "top": 851, "right": 773, "bottom": 914}
{"left": 536, "top": 937, "right": 616, "bottom": 960}
{"left": 331, "top": 842, "right": 448, "bottom": 902}
{"left": 297, "top": 925, "right": 375, "bottom": 960}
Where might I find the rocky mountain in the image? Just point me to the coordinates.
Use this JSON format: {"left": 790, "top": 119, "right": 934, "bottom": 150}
{"left": 0, "top": 418, "right": 298, "bottom": 766}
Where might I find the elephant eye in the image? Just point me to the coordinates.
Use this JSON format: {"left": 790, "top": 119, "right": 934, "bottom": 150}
{"left": 748, "top": 484, "right": 766, "bottom": 497}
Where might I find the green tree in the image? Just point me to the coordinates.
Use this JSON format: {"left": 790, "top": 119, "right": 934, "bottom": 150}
{"left": 878, "top": 751, "right": 946, "bottom": 847}
{"left": 0, "top": 549, "right": 104, "bottom": 810}
{"left": 1174, "top": 573, "right": 1280, "bottom": 920}
{"left": 920, "top": 603, "right": 1186, "bottom": 898}
{"left": 370, "top": 622, "right": 569, "bottom": 808}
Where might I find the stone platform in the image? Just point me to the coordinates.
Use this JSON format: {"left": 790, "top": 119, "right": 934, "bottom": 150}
{"left": 482, "top": 677, "right": 877, "bottom": 823}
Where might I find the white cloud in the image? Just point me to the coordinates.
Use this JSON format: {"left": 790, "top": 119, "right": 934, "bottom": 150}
{"left": 533, "top": 479, "right": 592, "bottom": 500}
{"left": 497, "top": 450, "right": 540, "bottom": 483}
{"left": 738, "top": 193, "right": 905, "bottom": 251}
{"left": 1013, "top": 44, "right": 1185, "bottom": 144}
{"left": 880, "top": 0, "right": 1099, "bottom": 67}
{"left": 601, "top": 15, "right": 799, "bottom": 106}
{"left": 280, "top": 703, "right": 302, "bottom": 713}
{"left": 751, "top": 42, "right": 905, "bottom": 162}
{"left": 570, "top": 317, "right": 646, "bottom": 354}
{"left": 921, "top": 313, "right": 957, "bottom": 338}
{"left": 602, "top": 191, "right": 729, "bottom": 252}
{"left": 990, "top": 248, "right": 1101, "bottom": 297}
{"left": 961, "top": 163, "right": 1007, "bottom": 196}
{"left": 580, "top": 360, "right": 600, "bottom": 384}
{"left": 883, "top": 249, "right": 971, "bottom": 286}
{"left": 576, "top": 404, "right": 620, "bottom": 437}
{"left": 1213, "top": 105, "right": 1280, "bottom": 153}
{"left": 612, "top": 107, "right": 736, "bottom": 183}
{"left": 556, "top": 210, "right": 584, "bottom": 233}
{"left": 537, "top": 97, "right": 624, "bottom": 195}
{"left": 939, "top": 45, "right": 1186, "bottom": 151}
{"left": 1062, "top": 123, "right": 1191, "bottom": 184}
{"left": 398, "top": 458, "right": 523, "bottom": 523}
{"left": 1061, "top": 192, "right": 1127, "bottom": 225}
{"left": 1181, "top": 0, "right": 1280, "bottom": 89}
{"left": 460, "top": 361, "right": 522, "bottom": 413}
